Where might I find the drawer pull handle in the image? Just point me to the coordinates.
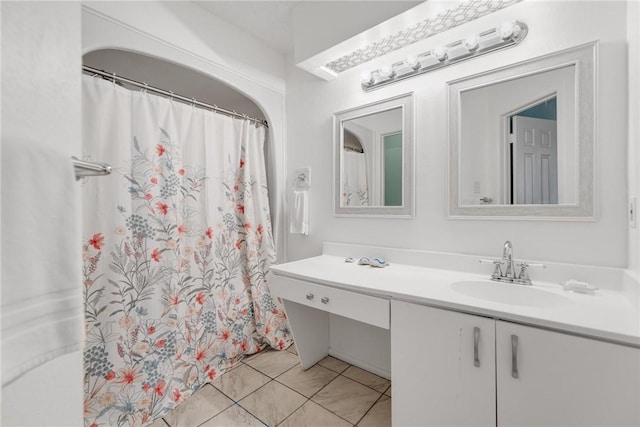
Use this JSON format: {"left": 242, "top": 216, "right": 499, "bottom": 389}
{"left": 306, "top": 293, "right": 314, "bottom": 300}
{"left": 511, "top": 334, "right": 519, "bottom": 379}
{"left": 321, "top": 297, "right": 330, "bottom": 304}
{"left": 473, "top": 327, "right": 480, "bottom": 367}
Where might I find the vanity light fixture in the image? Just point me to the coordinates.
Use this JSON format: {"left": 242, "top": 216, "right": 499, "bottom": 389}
{"left": 361, "top": 21, "right": 528, "bottom": 92}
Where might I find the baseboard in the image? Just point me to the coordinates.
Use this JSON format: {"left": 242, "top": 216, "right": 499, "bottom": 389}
{"left": 328, "top": 347, "right": 391, "bottom": 380}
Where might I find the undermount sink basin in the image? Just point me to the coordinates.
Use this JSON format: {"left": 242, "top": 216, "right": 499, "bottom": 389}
{"left": 451, "top": 280, "right": 570, "bottom": 307}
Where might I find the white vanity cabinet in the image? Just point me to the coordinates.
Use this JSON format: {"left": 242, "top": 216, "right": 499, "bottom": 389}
{"left": 391, "top": 300, "right": 640, "bottom": 427}
{"left": 270, "top": 275, "right": 390, "bottom": 370}
{"left": 496, "top": 321, "right": 640, "bottom": 427}
{"left": 391, "top": 301, "right": 496, "bottom": 427}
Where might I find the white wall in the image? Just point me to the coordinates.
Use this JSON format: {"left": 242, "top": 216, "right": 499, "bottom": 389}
{"left": 82, "top": 1, "right": 289, "bottom": 262}
{"left": 1, "top": 2, "right": 83, "bottom": 425}
{"left": 285, "top": 0, "right": 630, "bottom": 268}
{"left": 628, "top": 0, "right": 640, "bottom": 276}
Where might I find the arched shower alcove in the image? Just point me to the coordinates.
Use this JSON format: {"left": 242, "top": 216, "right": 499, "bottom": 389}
{"left": 83, "top": 49, "right": 267, "bottom": 123}
{"left": 82, "top": 48, "right": 286, "bottom": 260}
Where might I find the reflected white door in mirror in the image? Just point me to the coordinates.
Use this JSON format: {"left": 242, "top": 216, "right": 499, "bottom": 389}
{"left": 334, "top": 93, "right": 414, "bottom": 217}
{"left": 449, "top": 42, "right": 596, "bottom": 219}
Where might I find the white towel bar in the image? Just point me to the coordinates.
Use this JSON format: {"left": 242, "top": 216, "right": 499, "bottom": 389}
{"left": 71, "top": 156, "right": 111, "bottom": 180}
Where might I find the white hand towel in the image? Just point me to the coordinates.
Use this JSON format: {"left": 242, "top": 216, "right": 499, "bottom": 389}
{"left": 289, "top": 189, "right": 309, "bottom": 235}
{"left": 1, "top": 138, "right": 84, "bottom": 386}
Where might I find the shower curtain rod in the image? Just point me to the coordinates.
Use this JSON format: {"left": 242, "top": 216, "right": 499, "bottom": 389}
{"left": 344, "top": 145, "right": 364, "bottom": 153}
{"left": 83, "top": 65, "right": 269, "bottom": 128}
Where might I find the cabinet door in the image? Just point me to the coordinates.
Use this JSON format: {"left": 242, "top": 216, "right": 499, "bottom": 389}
{"left": 496, "top": 321, "right": 640, "bottom": 426}
{"left": 391, "top": 301, "right": 496, "bottom": 427}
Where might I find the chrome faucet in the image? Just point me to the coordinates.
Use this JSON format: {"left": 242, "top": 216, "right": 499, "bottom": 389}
{"left": 480, "top": 241, "right": 545, "bottom": 286}
{"left": 502, "top": 240, "right": 515, "bottom": 280}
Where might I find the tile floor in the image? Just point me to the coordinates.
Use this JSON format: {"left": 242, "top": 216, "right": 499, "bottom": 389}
{"left": 149, "top": 344, "right": 391, "bottom": 427}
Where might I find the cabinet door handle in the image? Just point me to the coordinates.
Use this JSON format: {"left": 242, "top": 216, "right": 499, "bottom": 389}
{"left": 511, "top": 334, "right": 519, "bottom": 379}
{"left": 306, "top": 293, "right": 314, "bottom": 300}
{"left": 321, "top": 297, "right": 330, "bottom": 304}
{"left": 473, "top": 327, "right": 480, "bottom": 367}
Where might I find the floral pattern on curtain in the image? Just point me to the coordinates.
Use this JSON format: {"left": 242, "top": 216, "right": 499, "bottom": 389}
{"left": 342, "top": 151, "right": 369, "bottom": 206}
{"left": 82, "top": 76, "right": 291, "bottom": 426}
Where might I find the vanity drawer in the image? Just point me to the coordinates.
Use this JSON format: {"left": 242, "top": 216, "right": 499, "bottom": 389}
{"left": 271, "top": 275, "right": 389, "bottom": 329}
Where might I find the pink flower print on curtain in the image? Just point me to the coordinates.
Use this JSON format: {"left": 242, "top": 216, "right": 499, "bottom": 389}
{"left": 81, "top": 75, "right": 291, "bottom": 426}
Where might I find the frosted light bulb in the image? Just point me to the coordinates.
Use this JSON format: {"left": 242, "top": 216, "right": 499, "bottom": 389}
{"left": 497, "top": 21, "right": 520, "bottom": 40}
{"left": 380, "top": 65, "right": 394, "bottom": 78}
{"left": 360, "top": 72, "right": 372, "bottom": 85}
{"left": 406, "top": 56, "right": 419, "bottom": 69}
{"left": 463, "top": 34, "right": 480, "bottom": 51}
{"left": 511, "top": 23, "right": 522, "bottom": 37}
{"left": 433, "top": 46, "right": 448, "bottom": 61}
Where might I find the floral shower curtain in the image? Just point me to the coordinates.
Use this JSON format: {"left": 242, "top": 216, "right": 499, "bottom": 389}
{"left": 81, "top": 76, "right": 291, "bottom": 426}
{"left": 342, "top": 151, "right": 369, "bottom": 206}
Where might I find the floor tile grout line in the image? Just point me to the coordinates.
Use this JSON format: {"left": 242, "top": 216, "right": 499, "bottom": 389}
{"left": 160, "top": 347, "right": 294, "bottom": 427}
{"left": 234, "top": 378, "right": 308, "bottom": 426}
{"left": 306, "top": 369, "right": 344, "bottom": 401}
{"left": 270, "top": 395, "right": 309, "bottom": 427}
{"left": 341, "top": 366, "right": 391, "bottom": 393}
{"left": 317, "top": 358, "right": 351, "bottom": 375}
{"left": 352, "top": 388, "right": 388, "bottom": 426}
{"left": 194, "top": 402, "right": 268, "bottom": 427}
{"left": 271, "top": 360, "right": 302, "bottom": 381}
{"left": 341, "top": 373, "right": 390, "bottom": 394}
{"left": 243, "top": 352, "right": 300, "bottom": 380}
{"left": 172, "top": 351, "right": 389, "bottom": 427}
{"left": 238, "top": 402, "right": 270, "bottom": 427}
{"left": 190, "top": 384, "right": 244, "bottom": 427}
{"left": 270, "top": 370, "right": 359, "bottom": 424}
{"left": 273, "top": 396, "right": 310, "bottom": 427}
{"left": 212, "top": 370, "right": 267, "bottom": 404}
{"left": 305, "top": 374, "right": 369, "bottom": 426}
{"left": 194, "top": 379, "right": 270, "bottom": 427}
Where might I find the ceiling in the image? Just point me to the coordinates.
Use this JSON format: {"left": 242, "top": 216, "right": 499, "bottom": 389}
{"left": 195, "top": 1, "right": 301, "bottom": 54}
{"left": 194, "top": 1, "right": 423, "bottom": 56}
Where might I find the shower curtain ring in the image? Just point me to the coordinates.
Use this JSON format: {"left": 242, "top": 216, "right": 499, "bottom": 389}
{"left": 141, "top": 82, "right": 148, "bottom": 94}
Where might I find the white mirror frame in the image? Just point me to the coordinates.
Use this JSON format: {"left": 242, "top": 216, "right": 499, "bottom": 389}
{"left": 448, "top": 41, "right": 597, "bottom": 220}
{"left": 334, "top": 92, "right": 415, "bottom": 217}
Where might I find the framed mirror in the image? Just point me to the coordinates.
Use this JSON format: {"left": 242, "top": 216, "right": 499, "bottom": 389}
{"left": 334, "top": 93, "right": 414, "bottom": 217}
{"left": 448, "top": 42, "right": 596, "bottom": 220}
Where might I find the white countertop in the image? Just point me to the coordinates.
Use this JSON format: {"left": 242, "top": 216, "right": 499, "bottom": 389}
{"left": 270, "top": 255, "right": 640, "bottom": 347}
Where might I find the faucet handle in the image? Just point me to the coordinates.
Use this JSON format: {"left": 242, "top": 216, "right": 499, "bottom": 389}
{"left": 517, "top": 262, "right": 545, "bottom": 284}
{"left": 479, "top": 258, "right": 503, "bottom": 278}
{"left": 518, "top": 262, "right": 546, "bottom": 271}
{"left": 525, "top": 262, "right": 545, "bottom": 269}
